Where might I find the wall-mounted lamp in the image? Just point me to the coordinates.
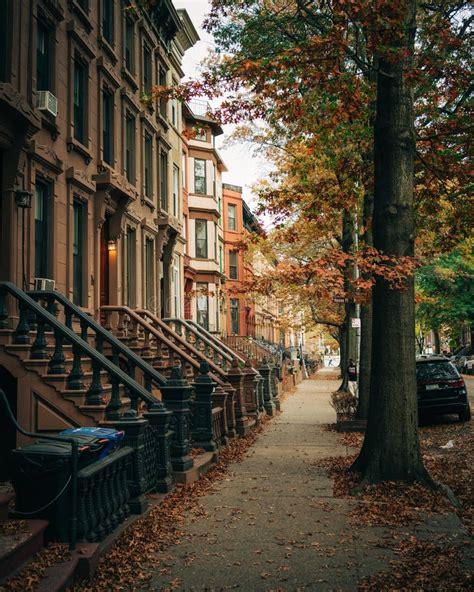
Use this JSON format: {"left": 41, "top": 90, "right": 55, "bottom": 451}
{"left": 107, "top": 240, "right": 117, "bottom": 252}
{"left": 15, "top": 190, "right": 33, "bottom": 209}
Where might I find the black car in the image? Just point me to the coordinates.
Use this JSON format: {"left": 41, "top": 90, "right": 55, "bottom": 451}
{"left": 416, "top": 357, "right": 471, "bottom": 421}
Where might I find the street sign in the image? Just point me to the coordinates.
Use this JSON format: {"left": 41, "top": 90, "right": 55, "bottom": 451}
{"left": 351, "top": 318, "right": 361, "bottom": 328}
{"left": 333, "top": 297, "right": 350, "bottom": 303}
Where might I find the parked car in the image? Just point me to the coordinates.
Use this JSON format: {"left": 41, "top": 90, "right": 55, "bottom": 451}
{"left": 416, "top": 357, "right": 471, "bottom": 422}
{"left": 465, "top": 356, "right": 474, "bottom": 375}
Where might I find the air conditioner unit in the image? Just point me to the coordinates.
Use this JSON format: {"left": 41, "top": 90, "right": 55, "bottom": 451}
{"left": 37, "top": 90, "right": 58, "bottom": 117}
{"left": 34, "top": 278, "right": 56, "bottom": 291}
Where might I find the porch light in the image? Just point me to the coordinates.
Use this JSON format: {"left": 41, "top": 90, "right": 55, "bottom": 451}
{"left": 107, "top": 240, "right": 117, "bottom": 252}
{"left": 15, "top": 190, "right": 32, "bottom": 209}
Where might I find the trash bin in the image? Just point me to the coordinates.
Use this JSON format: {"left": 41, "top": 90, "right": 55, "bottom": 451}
{"left": 59, "top": 427, "right": 124, "bottom": 459}
{"left": 10, "top": 434, "right": 107, "bottom": 541}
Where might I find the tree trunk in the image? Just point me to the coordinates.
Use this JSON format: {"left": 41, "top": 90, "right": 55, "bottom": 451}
{"left": 357, "top": 190, "right": 374, "bottom": 420}
{"left": 352, "top": 0, "right": 430, "bottom": 483}
{"left": 338, "top": 209, "right": 356, "bottom": 391}
{"left": 433, "top": 330, "right": 441, "bottom": 354}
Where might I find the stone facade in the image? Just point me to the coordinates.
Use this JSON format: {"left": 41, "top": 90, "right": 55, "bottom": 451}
{"left": 0, "top": 0, "right": 198, "bottom": 318}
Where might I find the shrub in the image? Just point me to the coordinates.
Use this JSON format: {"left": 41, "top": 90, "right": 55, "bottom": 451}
{"left": 330, "top": 391, "right": 358, "bottom": 418}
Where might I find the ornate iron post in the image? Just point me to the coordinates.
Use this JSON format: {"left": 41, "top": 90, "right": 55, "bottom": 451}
{"left": 159, "top": 366, "right": 194, "bottom": 473}
{"left": 259, "top": 357, "right": 276, "bottom": 416}
{"left": 192, "top": 361, "right": 218, "bottom": 453}
{"left": 271, "top": 364, "right": 281, "bottom": 411}
{"left": 226, "top": 357, "right": 252, "bottom": 436}
{"left": 242, "top": 359, "right": 260, "bottom": 421}
{"left": 143, "top": 402, "right": 174, "bottom": 493}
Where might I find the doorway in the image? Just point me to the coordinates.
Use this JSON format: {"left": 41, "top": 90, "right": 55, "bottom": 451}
{"left": 0, "top": 366, "right": 17, "bottom": 481}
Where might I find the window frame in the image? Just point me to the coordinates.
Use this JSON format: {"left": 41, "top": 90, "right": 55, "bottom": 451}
{"left": 194, "top": 158, "right": 207, "bottom": 195}
{"left": 34, "top": 179, "right": 51, "bottom": 279}
{"left": 142, "top": 42, "right": 152, "bottom": 94}
{"left": 72, "top": 198, "right": 86, "bottom": 306}
{"left": 230, "top": 298, "right": 240, "bottom": 335}
{"left": 73, "top": 57, "right": 88, "bottom": 145}
{"left": 124, "top": 15, "right": 135, "bottom": 74}
{"left": 101, "top": 0, "right": 114, "bottom": 46}
{"left": 36, "top": 18, "right": 54, "bottom": 92}
{"left": 159, "top": 150, "right": 168, "bottom": 211}
{"left": 172, "top": 164, "right": 179, "bottom": 216}
{"left": 228, "top": 203, "right": 237, "bottom": 231}
{"left": 102, "top": 89, "right": 114, "bottom": 165}
{"left": 229, "top": 250, "right": 238, "bottom": 280}
{"left": 124, "top": 110, "right": 136, "bottom": 183}
{"left": 123, "top": 225, "right": 136, "bottom": 307}
{"left": 196, "top": 283, "right": 209, "bottom": 330}
{"left": 195, "top": 219, "right": 208, "bottom": 259}
{"left": 143, "top": 131, "right": 153, "bottom": 198}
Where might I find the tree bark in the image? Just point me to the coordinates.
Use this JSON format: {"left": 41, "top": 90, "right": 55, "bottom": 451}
{"left": 357, "top": 190, "right": 374, "bottom": 420}
{"left": 352, "top": 0, "right": 430, "bottom": 483}
{"left": 433, "top": 329, "right": 441, "bottom": 354}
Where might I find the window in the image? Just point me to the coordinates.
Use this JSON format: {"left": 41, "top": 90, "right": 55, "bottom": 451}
{"left": 212, "top": 164, "right": 216, "bottom": 197}
{"left": 73, "top": 200, "right": 85, "bottom": 306}
{"left": 34, "top": 181, "right": 50, "bottom": 278}
{"left": 145, "top": 238, "right": 154, "bottom": 307}
{"left": 144, "top": 133, "right": 152, "bottom": 198}
{"left": 102, "top": 0, "right": 114, "bottom": 45}
{"left": 124, "top": 113, "right": 135, "bottom": 183}
{"left": 102, "top": 90, "right": 113, "bottom": 164}
{"left": 124, "top": 226, "right": 136, "bottom": 306}
{"left": 219, "top": 245, "right": 223, "bottom": 273}
{"left": 195, "top": 219, "right": 207, "bottom": 259}
{"left": 173, "top": 257, "right": 181, "bottom": 317}
{"left": 194, "top": 159, "right": 206, "bottom": 195}
{"left": 124, "top": 17, "right": 134, "bottom": 73}
{"left": 171, "top": 81, "right": 178, "bottom": 126}
{"left": 0, "top": 1, "right": 12, "bottom": 82}
{"left": 228, "top": 203, "right": 236, "bottom": 231}
{"left": 36, "top": 20, "right": 52, "bottom": 91}
{"left": 158, "top": 67, "right": 167, "bottom": 118}
{"left": 214, "top": 222, "right": 217, "bottom": 260}
{"left": 172, "top": 164, "right": 179, "bottom": 216}
{"left": 196, "top": 283, "right": 209, "bottom": 330}
{"left": 194, "top": 127, "right": 207, "bottom": 141}
{"left": 143, "top": 44, "right": 152, "bottom": 93}
{"left": 159, "top": 151, "right": 168, "bottom": 210}
{"left": 230, "top": 298, "right": 240, "bottom": 335}
{"left": 229, "top": 251, "right": 238, "bottom": 279}
{"left": 73, "top": 59, "right": 87, "bottom": 144}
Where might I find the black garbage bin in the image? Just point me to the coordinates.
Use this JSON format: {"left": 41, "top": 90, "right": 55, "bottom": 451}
{"left": 10, "top": 435, "right": 106, "bottom": 542}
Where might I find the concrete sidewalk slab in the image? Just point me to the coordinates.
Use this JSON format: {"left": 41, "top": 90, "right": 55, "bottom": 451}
{"left": 147, "top": 375, "right": 471, "bottom": 592}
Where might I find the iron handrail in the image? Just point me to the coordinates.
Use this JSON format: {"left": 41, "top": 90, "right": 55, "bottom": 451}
{"left": 0, "top": 388, "right": 78, "bottom": 551}
{"left": 28, "top": 290, "right": 168, "bottom": 388}
{"left": 136, "top": 309, "right": 231, "bottom": 380}
{"left": 0, "top": 282, "right": 160, "bottom": 410}
{"left": 164, "top": 318, "right": 246, "bottom": 365}
{"left": 101, "top": 306, "right": 228, "bottom": 388}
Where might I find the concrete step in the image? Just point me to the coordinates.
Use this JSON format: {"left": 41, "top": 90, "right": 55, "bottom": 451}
{"left": 0, "top": 519, "right": 48, "bottom": 582}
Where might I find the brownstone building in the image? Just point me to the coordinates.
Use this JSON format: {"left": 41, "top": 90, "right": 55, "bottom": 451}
{"left": 0, "top": 0, "right": 198, "bottom": 318}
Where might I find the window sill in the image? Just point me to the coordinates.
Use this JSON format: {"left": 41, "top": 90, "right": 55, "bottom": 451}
{"left": 121, "top": 67, "right": 138, "bottom": 92}
{"left": 141, "top": 195, "right": 156, "bottom": 211}
{"left": 156, "top": 111, "right": 169, "bottom": 131}
{"left": 69, "top": 0, "right": 93, "bottom": 33}
{"left": 66, "top": 136, "right": 92, "bottom": 164}
{"left": 97, "top": 35, "right": 117, "bottom": 65}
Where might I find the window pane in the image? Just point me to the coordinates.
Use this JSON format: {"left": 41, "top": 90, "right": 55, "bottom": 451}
{"left": 228, "top": 204, "right": 236, "bottom": 230}
{"left": 231, "top": 298, "right": 239, "bottom": 334}
{"left": 159, "top": 67, "right": 167, "bottom": 117}
{"left": 125, "top": 227, "right": 136, "bottom": 306}
{"left": 34, "top": 182, "right": 49, "bottom": 278}
{"left": 36, "top": 21, "right": 51, "bottom": 91}
{"left": 73, "top": 201, "right": 85, "bottom": 305}
{"left": 194, "top": 159, "right": 206, "bottom": 194}
{"left": 144, "top": 134, "right": 152, "bottom": 197}
{"left": 196, "top": 283, "right": 209, "bottom": 330}
{"left": 195, "top": 219, "right": 207, "bottom": 258}
{"left": 102, "top": 0, "right": 114, "bottom": 44}
{"left": 143, "top": 45, "right": 151, "bottom": 92}
{"left": 125, "top": 18, "right": 134, "bottom": 72}
{"left": 125, "top": 114, "right": 135, "bottom": 182}
{"left": 145, "top": 238, "right": 154, "bottom": 307}
{"left": 160, "top": 152, "right": 168, "bottom": 210}
{"left": 74, "top": 60, "right": 86, "bottom": 144}
{"left": 173, "top": 165, "right": 179, "bottom": 216}
{"left": 229, "top": 251, "right": 238, "bottom": 279}
{"left": 102, "top": 91, "right": 113, "bottom": 164}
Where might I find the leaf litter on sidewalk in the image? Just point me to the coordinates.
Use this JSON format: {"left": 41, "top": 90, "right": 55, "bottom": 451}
{"left": 316, "top": 419, "right": 473, "bottom": 590}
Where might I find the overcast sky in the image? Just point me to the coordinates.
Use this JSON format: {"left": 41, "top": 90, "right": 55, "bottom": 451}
{"left": 174, "top": 0, "right": 268, "bottom": 208}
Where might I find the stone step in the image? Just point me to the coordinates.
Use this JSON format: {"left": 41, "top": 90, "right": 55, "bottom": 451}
{"left": 0, "top": 519, "right": 48, "bottom": 582}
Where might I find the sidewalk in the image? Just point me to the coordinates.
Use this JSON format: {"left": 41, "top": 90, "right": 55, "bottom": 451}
{"left": 146, "top": 373, "right": 472, "bottom": 591}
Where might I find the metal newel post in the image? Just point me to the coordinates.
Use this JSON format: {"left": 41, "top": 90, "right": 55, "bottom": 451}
{"left": 159, "top": 366, "right": 194, "bottom": 473}
{"left": 226, "top": 357, "right": 252, "bottom": 436}
{"left": 69, "top": 440, "right": 78, "bottom": 551}
{"left": 259, "top": 357, "right": 276, "bottom": 416}
{"left": 192, "top": 361, "right": 218, "bottom": 453}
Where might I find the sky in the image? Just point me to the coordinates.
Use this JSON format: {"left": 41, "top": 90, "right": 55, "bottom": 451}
{"left": 174, "top": 0, "right": 267, "bottom": 207}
